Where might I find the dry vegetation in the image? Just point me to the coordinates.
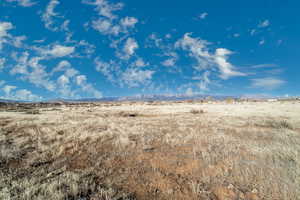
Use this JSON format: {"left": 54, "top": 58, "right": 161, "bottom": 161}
{"left": 0, "top": 101, "right": 299, "bottom": 200}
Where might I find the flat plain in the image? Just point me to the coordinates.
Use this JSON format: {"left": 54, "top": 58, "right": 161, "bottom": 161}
{"left": 0, "top": 100, "right": 299, "bottom": 200}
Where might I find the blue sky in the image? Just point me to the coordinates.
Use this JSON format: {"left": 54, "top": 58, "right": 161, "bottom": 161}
{"left": 0, "top": 0, "right": 299, "bottom": 100}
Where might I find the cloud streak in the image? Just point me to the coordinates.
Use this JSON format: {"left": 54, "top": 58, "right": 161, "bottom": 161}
{"left": 176, "top": 33, "right": 245, "bottom": 80}
{"left": 5, "top": 0, "right": 36, "bottom": 7}
{"left": 251, "top": 77, "right": 285, "bottom": 90}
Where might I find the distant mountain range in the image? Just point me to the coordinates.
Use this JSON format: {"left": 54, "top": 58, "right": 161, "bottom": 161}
{"left": 44, "top": 94, "right": 239, "bottom": 103}
{"left": 0, "top": 99, "right": 25, "bottom": 103}
{"left": 1, "top": 94, "right": 297, "bottom": 103}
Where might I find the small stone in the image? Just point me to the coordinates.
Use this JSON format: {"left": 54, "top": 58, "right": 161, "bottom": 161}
{"left": 252, "top": 188, "right": 258, "bottom": 193}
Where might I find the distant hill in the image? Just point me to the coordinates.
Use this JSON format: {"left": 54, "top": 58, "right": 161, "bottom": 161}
{"left": 42, "top": 94, "right": 239, "bottom": 103}
{"left": 0, "top": 99, "right": 23, "bottom": 103}
{"left": 2, "top": 94, "right": 289, "bottom": 103}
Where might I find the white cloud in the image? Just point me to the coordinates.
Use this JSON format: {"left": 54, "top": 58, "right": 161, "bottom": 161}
{"left": 250, "top": 29, "right": 256, "bottom": 36}
{"left": 82, "top": 0, "right": 123, "bottom": 20}
{"left": 75, "top": 75, "right": 86, "bottom": 85}
{"left": 185, "top": 88, "right": 194, "bottom": 96}
{"left": 0, "top": 21, "right": 27, "bottom": 51}
{"left": 0, "top": 22, "right": 13, "bottom": 37}
{"left": 10, "top": 51, "right": 30, "bottom": 75}
{"left": 0, "top": 58, "right": 5, "bottom": 70}
{"left": 52, "top": 61, "right": 102, "bottom": 98}
{"left": 1, "top": 85, "right": 41, "bottom": 101}
{"left": 176, "top": 33, "right": 245, "bottom": 79}
{"left": 75, "top": 75, "right": 102, "bottom": 98}
{"left": 165, "top": 34, "right": 172, "bottom": 39}
{"left": 162, "top": 58, "right": 176, "bottom": 67}
{"left": 56, "top": 74, "right": 73, "bottom": 97}
{"left": 214, "top": 48, "right": 245, "bottom": 79}
{"left": 5, "top": 0, "right": 36, "bottom": 7}
{"left": 10, "top": 53, "right": 56, "bottom": 91}
{"left": 122, "top": 68, "right": 154, "bottom": 87}
{"left": 52, "top": 60, "right": 71, "bottom": 73}
{"left": 258, "top": 20, "right": 270, "bottom": 28}
{"left": 95, "top": 57, "right": 154, "bottom": 88}
{"left": 120, "top": 17, "right": 138, "bottom": 28}
{"left": 14, "top": 89, "right": 40, "bottom": 101}
{"left": 251, "top": 77, "right": 285, "bottom": 90}
{"left": 64, "top": 68, "right": 78, "bottom": 77}
{"left": 251, "top": 64, "right": 277, "bottom": 68}
{"left": 95, "top": 58, "right": 120, "bottom": 83}
{"left": 122, "top": 37, "right": 138, "bottom": 59}
{"left": 198, "top": 12, "right": 208, "bottom": 20}
{"left": 92, "top": 18, "right": 120, "bottom": 35}
{"left": 92, "top": 17, "right": 137, "bottom": 36}
{"left": 147, "top": 33, "right": 163, "bottom": 48}
{"left": 13, "top": 35, "right": 27, "bottom": 48}
{"left": 57, "top": 74, "right": 69, "bottom": 86}
{"left": 233, "top": 33, "right": 240, "bottom": 38}
{"left": 47, "top": 45, "right": 75, "bottom": 57}
{"left": 84, "top": 0, "right": 137, "bottom": 37}
{"left": 42, "top": 0, "right": 61, "bottom": 31}
{"left": 0, "top": 80, "right": 5, "bottom": 87}
{"left": 79, "top": 40, "right": 96, "bottom": 55}
{"left": 134, "top": 58, "right": 148, "bottom": 67}
{"left": 197, "top": 71, "right": 211, "bottom": 91}
{"left": 25, "top": 57, "right": 56, "bottom": 91}
{"left": 61, "top": 20, "right": 70, "bottom": 31}
{"left": 259, "top": 39, "right": 265, "bottom": 45}
{"left": 0, "top": 21, "right": 13, "bottom": 49}
{"left": 2, "top": 85, "right": 17, "bottom": 96}
{"left": 175, "top": 33, "right": 211, "bottom": 70}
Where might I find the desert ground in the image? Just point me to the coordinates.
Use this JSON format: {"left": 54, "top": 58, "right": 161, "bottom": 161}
{"left": 0, "top": 100, "right": 299, "bottom": 200}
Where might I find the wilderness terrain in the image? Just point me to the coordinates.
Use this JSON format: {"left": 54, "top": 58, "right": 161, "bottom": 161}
{"left": 0, "top": 100, "right": 299, "bottom": 200}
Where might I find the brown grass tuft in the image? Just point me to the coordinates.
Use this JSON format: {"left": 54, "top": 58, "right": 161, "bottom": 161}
{"left": 190, "top": 109, "right": 205, "bottom": 114}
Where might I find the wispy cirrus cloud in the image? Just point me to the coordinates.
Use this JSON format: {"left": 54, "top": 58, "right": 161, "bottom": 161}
{"left": 82, "top": 0, "right": 123, "bottom": 20}
{"left": 258, "top": 20, "right": 270, "bottom": 28}
{"left": 176, "top": 33, "right": 245, "bottom": 80}
{"left": 5, "top": 0, "right": 36, "bottom": 7}
{"left": 251, "top": 77, "right": 285, "bottom": 90}
{"left": 0, "top": 58, "right": 5, "bottom": 71}
{"left": 198, "top": 12, "right": 208, "bottom": 20}
{"left": 250, "top": 64, "right": 278, "bottom": 69}
{"left": 42, "top": 0, "right": 71, "bottom": 32}
{"left": 42, "top": 0, "right": 60, "bottom": 31}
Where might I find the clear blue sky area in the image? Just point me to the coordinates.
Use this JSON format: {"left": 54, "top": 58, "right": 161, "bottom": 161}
{"left": 0, "top": 0, "right": 299, "bottom": 100}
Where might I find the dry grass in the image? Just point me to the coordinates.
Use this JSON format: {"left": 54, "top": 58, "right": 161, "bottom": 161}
{"left": 0, "top": 101, "right": 299, "bottom": 200}
{"left": 190, "top": 109, "right": 205, "bottom": 114}
{"left": 261, "top": 119, "right": 294, "bottom": 130}
{"left": 25, "top": 109, "right": 41, "bottom": 115}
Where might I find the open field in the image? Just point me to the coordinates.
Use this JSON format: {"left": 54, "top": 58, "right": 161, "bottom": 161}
{"left": 0, "top": 101, "right": 299, "bottom": 200}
